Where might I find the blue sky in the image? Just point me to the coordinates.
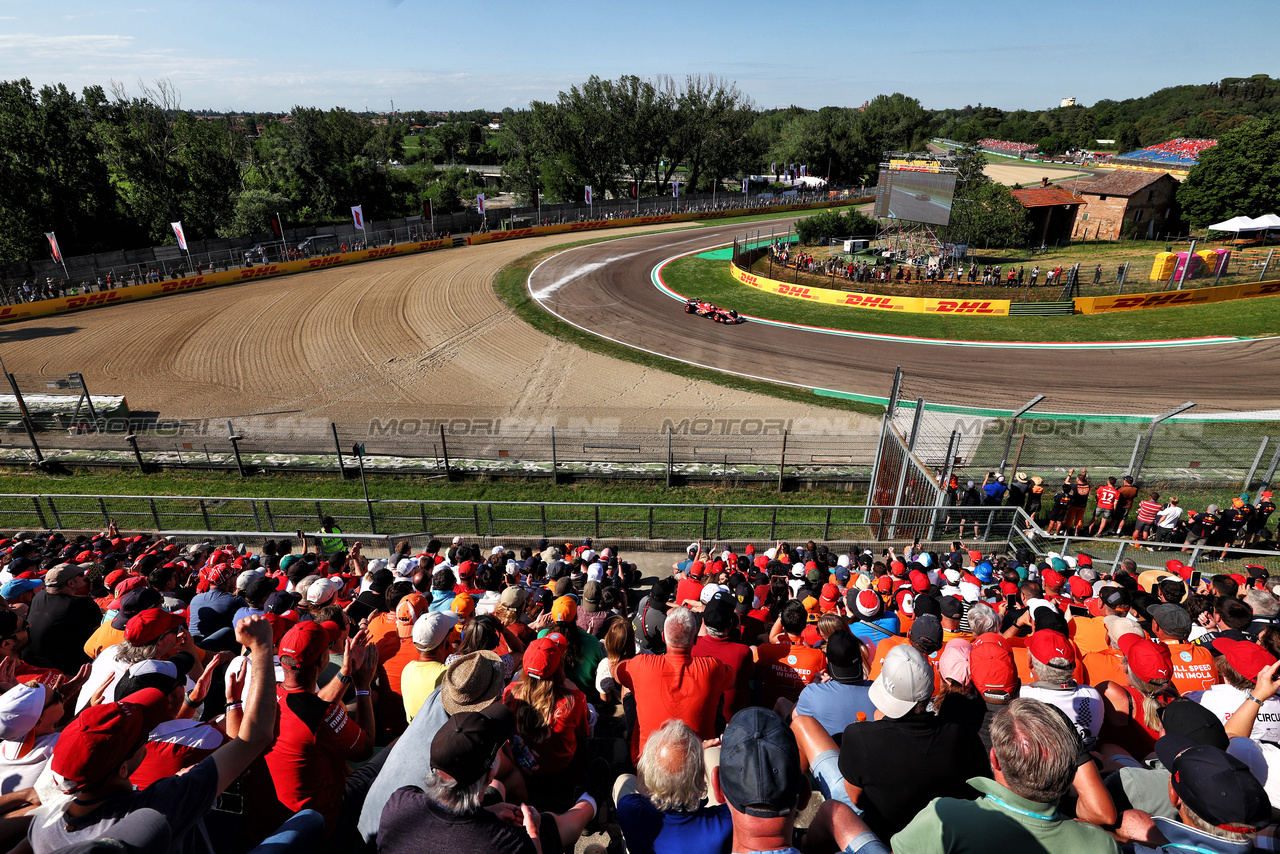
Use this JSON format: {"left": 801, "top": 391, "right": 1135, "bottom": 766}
{"left": 3, "top": 0, "right": 1277, "bottom": 113}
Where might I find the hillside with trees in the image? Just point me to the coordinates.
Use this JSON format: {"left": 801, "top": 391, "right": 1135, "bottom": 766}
{"left": 2, "top": 73, "right": 1278, "bottom": 263}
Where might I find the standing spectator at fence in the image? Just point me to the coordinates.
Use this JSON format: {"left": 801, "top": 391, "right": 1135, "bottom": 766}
{"left": 1064, "top": 469, "right": 1091, "bottom": 535}
{"left": 1133, "top": 492, "right": 1163, "bottom": 546}
{"left": 1090, "top": 477, "right": 1121, "bottom": 537}
{"left": 1156, "top": 497, "right": 1184, "bottom": 544}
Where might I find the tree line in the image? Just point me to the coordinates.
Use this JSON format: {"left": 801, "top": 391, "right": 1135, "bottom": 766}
{"left": 3, "top": 73, "right": 1278, "bottom": 264}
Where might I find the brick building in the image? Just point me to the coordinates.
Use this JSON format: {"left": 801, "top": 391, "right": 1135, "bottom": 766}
{"left": 1071, "top": 171, "right": 1182, "bottom": 241}
{"left": 1011, "top": 185, "right": 1083, "bottom": 245}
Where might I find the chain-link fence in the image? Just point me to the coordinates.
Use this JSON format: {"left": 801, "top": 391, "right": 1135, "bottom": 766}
{"left": 882, "top": 368, "right": 1280, "bottom": 494}
{"left": 0, "top": 419, "right": 882, "bottom": 484}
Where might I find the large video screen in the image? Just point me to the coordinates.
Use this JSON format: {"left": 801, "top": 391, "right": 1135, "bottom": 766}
{"left": 873, "top": 169, "right": 958, "bottom": 226}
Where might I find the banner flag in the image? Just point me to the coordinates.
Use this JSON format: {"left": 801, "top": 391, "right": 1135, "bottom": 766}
{"left": 45, "top": 232, "right": 62, "bottom": 263}
{"left": 170, "top": 221, "right": 188, "bottom": 251}
{"left": 424, "top": 198, "right": 433, "bottom": 219}
{"left": 351, "top": 205, "right": 365, "bottom": 230}
{"left": 476, "top": 194, "right": 485, "bottom": 214}
{"left": 742, "top": 178, "right": 749, "bottom": 194}
{"left": 672, "top": 181, "right": 680, "bottom": 198}
{"left": 585, "top": 186, "right": 593, "bottom": 205}
{"left": 270, "top": 214, "right": 283, "bottom": 239}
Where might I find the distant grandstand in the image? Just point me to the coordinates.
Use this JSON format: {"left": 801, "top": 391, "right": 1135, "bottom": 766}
{"left": 1110, "top": 138, "right": 1217, "bottom": 171}
{"left": 978, "top": 138, "right": 1039, "bottom": 157}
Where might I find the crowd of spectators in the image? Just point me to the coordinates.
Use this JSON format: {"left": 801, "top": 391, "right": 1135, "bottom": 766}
{"left": 947, "top": 468, "right": 1276, "bottom": 557}
{"left": 3, "top": 512, "right": 1280, "bottom": 853}
{"left": 1114, "top": 139, "right": 1218, "bottom": 168}
{"left": 978, "top": 139, "right": 1040, "bottom": 157}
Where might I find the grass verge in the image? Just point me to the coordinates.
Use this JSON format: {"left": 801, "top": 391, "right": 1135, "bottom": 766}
{"left": 665, "top": 256, "right": 1280, "bottom": 343}
{"left": 492, "top": 231, "right": 884, "bottom": 416}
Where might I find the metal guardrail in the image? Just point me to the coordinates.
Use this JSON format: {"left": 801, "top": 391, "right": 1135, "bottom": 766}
{"left": 1, "top": 494, "right": 1023, "bottom": 548}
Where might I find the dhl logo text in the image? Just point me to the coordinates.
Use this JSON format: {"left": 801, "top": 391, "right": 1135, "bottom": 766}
{"left": 931, "top": 300, "right": 996, "bottom": 314}
{"left": 65, "top": 292, "right": 123, "bottom": 309}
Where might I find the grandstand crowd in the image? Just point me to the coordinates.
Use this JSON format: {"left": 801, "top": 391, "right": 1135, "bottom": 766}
{"left": 1113, "top": 139, "right": 1218, "bottom": 168}
{"left": 1, "top": 496, "right": 1280, "bottom": 853}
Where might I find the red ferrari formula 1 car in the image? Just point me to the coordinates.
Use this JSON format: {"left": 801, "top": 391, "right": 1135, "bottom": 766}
{"left": 684, "top": 298, "right": 744, "bottom": 324}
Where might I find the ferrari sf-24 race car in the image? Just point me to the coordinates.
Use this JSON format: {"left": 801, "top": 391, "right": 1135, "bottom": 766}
{"left": 684, "top": 299, "right": 744, "bottom": 324}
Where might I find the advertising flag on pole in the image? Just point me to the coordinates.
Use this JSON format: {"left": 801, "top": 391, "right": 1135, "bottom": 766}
{"left": 584, "top": 186, "right": 593, "bottom": 205}
{"left": 771, "top": 162, "right": 776, "bottom": 174}
{"left": 351, "top": 205, "right": 365, "bottom": 230}
{"left": 269, "top": 214, "right": 283, "bottom": 239}
{"left": 476, "top": 194, "right": 485, "bottom": 214}
{"left": 170, "top": 222, "right": 189, "bottom": 251}
{"left": 423, "top": 199, "right": 433, "bottom": 220}
{"left": 742, "top": 178, "right": 749, "bottom": 194}
{"left": 44, "top": 232, "right": 62, "bottom": 264}
{"left": 672, "top": 181, "right": 680, "bottom": 198}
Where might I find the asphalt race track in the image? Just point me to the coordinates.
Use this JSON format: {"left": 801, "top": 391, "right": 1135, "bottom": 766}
{"left": 531, "top": 218, "right": 1280, "bottom": 415}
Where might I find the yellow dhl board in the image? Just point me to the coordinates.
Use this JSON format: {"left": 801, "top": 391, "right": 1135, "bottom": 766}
{"left": 1075, "top": 279, "right": 1280, "bottom": 313}
{"left": 0, "top": 239, "right": 453, "bottom": 324}
{"left": 887, "top": 159, "right": 943, "bottom": 173}
{"left": 729, "top": 263, "right": 1010, "bottom": 315}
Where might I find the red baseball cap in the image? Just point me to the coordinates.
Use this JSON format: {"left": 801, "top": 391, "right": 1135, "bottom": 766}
{"left": 523, "top": 636, "right": 564, "bottom": 680}
{"left": 1028, "top": 629, "right": 1075, "bottom": 666}
{"left": 1067, "top": 576, "right": 1093, "bottom": 600}
{"left": 1117, "top": 633, "right": 1173, "bottom": 682}
{"left": 819, "top": 583, "right": 841, "bottom": 611}
{"left": 890, "top": 560, "right": 907, "bottom": 578}
{"left": 278, "top": 620, "right": 341, "bottom": 669}
{"left": 1217, "top": 638, "right": 1277, "bottom": 681}
{"left": 103, "top": 569, "right": 130, "bottom": 591}
{"left": 263, "top": 613, "right": 298, "bottom": 646}
{"left": 108, "top": 575, "right": 150, "bottom": 610}
{"left": 1041, "top": 569, "right": 1064, "bottom": 591}
{"left": 124, "top": 608, "right": 185, "bottom": 646}
{"left": 971, "top": 633, "right": 1018, "bottom": 700}
{"left": 875, "top": 576, "right": 895, "bottom": 594}
{"left": 50, "top": 688, "right": 169, "bottom": 791}
{"left": 909, "top": 570, "right": 930, "bottom": 593}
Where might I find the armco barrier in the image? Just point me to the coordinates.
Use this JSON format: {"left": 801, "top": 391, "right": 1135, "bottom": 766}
{"left": 467, "top": 198, "right": 872, "bottom": 246}
{"left": 0, "top": 239, "right": 454, "bottom": 325}
{"left": 1075, "top": 278, "right": 1280, "bottom": 314}
{"left": 728, "top": 261, "right": 1012, "bottom": 315}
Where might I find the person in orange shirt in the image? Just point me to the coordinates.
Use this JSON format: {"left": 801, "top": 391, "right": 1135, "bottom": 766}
{"left": 870, "top": 614, "right": 943, "bottom": 695}
{"left": 755, "top": 600, "right": 827, "bottom": 710}
{"left": 1083, "top": 616, "right": 1143, "bottom": 689}
{"left": 370, "top": 582, "right": 415, "bottom": 664}
{"left": 1149, "top": 603, "right": 1216, "bottom": 693}
{"left": 376, "top": 592, "right": 430, "bottom": 742}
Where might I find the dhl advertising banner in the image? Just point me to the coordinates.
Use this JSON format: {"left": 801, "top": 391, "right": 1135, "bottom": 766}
{"left": 729, "top": 263, "right": 1010, "bottom": 315}
{"left": 0, "top": 239, "right": 454, "bottom": 324}
{"left": 467, "top": 198, "right": 874, "bottom": 246}
{"left": 1076, "top": 279, "right": 1280, "bottom": 314}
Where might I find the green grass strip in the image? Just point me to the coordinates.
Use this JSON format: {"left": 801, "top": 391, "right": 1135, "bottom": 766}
{"left": 492, "top": 225, "right": 884, "bottom": 417}
{"left": 662, "top": 256, "right": 1280, "bottom": 344}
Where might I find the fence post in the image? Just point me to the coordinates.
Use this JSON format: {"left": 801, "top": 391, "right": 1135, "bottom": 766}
{"left": 1131, "top": 402, "right": 1195, "bottom": 483}
{"left": 550, "top": 427, "right": 558, "bottom": 485}
{"left": 124, "top": 434, "right": 146, "bottom": 473}
{"left": 331, "top": 423, "right": 346, "bottom": 477}
{"left": 1257, "top": 444, "right": 1280, "bottom": 503}
{"left": 777, "top": 429, "right": 788, "bottom": 493}
{"left": 1244, "top": 437, "right": 1270, "bottom": 493}
{"left": 1126, "top": 435, "right": 1143, "bottom": 476}
{"left": 439, "top": 425, "right": 453, "bottom": 481}
{"left": 148, "top": 498, "right": 162, "bottom": 530}
{"left": 199, "top": 499, "right": 211, "bottom": 530}
{"left": 888, "top": 398, "right": 925, "bottom": 539}
{"left": 999, "top": 395, "right": 1045, "bottom": 476}
{"left": 1260, "top": 249, "right": 1275, "bottom": 282}
{"left": 30, "top": 497, "right": 47, "bottom": 529}
{"left": 928, "top": 430, "right": 961, "bottom": 541}
{"left": 44, "top": 498, "right": 63, "bottom": 530}
{"left": 886, "top": 367, "right": 903, "bottom": 420}
{"left": 666, "top": 429, "right": 672, "bottom": 488}
{"left": 5, "top": 370, "right": 43, "bottom": 463}
{"left": 226, "top": 421, "right": 246, "bottom": 478}
{"left": 1176, "top": 238, "right": 1197, "bottom": 290}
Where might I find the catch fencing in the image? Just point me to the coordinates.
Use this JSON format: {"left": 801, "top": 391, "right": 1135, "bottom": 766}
{"left": 0, "top": 417, "right": 881, "bottom": 485}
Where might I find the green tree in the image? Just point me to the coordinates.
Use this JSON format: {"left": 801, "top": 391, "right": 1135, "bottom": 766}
{"left": 1179, "top": 114, "right": 1280, "bottom": 228}
{"left": 219, "top": 189, "right": 292, "bottom": 238}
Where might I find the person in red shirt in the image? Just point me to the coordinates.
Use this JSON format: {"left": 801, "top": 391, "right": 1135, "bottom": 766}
{"left": 675, "top": 562, "right": 705, "bottom": 608}
{"left": 614, "top": 606, "right": 734, "bottom": 762}
{"left": 690, "top": 590, "right": 754, "bottom": 724}
{"left": 258, "top": 619, "right": 376, "bottom": 838}
{"left": 1132, "top": 492, "right": 1164, "bottom": 547}
{"left": 1090, "top": 476, "right": 1121, "bottom": 537}
{"left": 754, "top": 600, "right": 827, "bottom": 712}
